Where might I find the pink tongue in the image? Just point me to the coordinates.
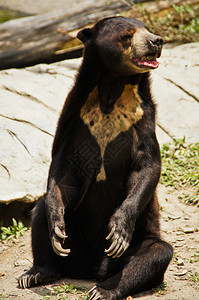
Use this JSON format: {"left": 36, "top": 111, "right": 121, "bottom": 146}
{"left": 142, "top": 60, "right": 159, "bottom": 68}
{"left": 134, "top": 58, "right": 159, "bottom": 68}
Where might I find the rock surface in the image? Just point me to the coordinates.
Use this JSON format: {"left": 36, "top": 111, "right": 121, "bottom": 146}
{"left": 0, "top": 0, "right": 91, "bottom": 14}
{"left": 0, "top": 0, "right": 114, "bottom": 15}
{"left": 0, "top": 43, "right": 199, "bottom": 204}
{"left": 0, "top": 59, "right": 80, "bottom": 203}
{"left": 153, "top": 42, "right": 199, "bottom": 143}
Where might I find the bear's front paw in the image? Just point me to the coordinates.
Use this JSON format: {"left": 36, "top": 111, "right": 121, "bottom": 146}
{"left": 51, "top": 225, "right": 70, "bottom": 257}
{"left": 105, "top": 217, "right": 134, "bottom": 258}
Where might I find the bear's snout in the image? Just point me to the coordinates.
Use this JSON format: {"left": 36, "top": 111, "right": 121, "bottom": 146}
{"left": 147, "top": 35, "right": 163, "bottom": 54}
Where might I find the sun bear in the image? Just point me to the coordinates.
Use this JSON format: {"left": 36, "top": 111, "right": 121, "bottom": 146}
{"left": 18, "top": 17, "right": 173, "bottom": 299}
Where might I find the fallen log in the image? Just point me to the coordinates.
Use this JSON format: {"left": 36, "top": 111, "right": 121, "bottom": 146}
{"left": 0, "top": 0, "right": 198, "bottom": 70}
{"left": 0, "top": 1, "right": 129, "bottom": 70}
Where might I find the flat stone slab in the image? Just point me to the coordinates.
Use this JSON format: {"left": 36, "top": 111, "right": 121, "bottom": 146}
{"left": 0, "top": 43, "right": 199, "bottom": 203}
{"left": 0, "top": 0, "right": 100, "bottom": 15}
{"left": 0, "top": 59, "right": 80, "bottom": 203}
{"left": 152, "top": 42, "right": 199, "bottom": 144}
{"left": 0, "top": 0, "right": 128, "bottom": 16}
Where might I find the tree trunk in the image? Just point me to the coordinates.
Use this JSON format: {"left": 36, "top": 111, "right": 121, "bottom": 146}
{"left": 0, "top": 1, "right": 129, "bottom": 70}
{"left": 0, "top": 0, "right": 198, "bottom": 69}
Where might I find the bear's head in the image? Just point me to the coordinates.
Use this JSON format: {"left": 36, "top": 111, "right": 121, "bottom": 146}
{"left": 77, "top": 17, "right": 163, "bottom": 76}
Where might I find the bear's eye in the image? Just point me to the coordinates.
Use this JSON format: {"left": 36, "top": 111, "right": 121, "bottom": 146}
{"left": 121, "top": 33, "right": 133, "bottom": 41}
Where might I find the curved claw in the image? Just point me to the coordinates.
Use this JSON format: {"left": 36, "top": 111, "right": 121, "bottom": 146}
{"left": 89, "top": 285, "right": 105, "bottom": 300}
{"left": 55, "top": 226, "right": 67, "bottom": 239}
{"left": 106, "top": 238, "right": 123, "bottom": 257}
{"left": 105, "top": 238, "right": 118, "bottom": 254}
{"left": 52, "top": 237, "right": 70, "bottom": 257}
{"left": 106, "top": 224, "right": 116, "bottom": 240}
{"left": 28, "top": 274, "right": 34, "bottom": 287}
{"left": 18, "top": 275, "right": 28, "bottom": 289}
{"left": 18, "top": 273, "right": 40, "bottom": 289}
{"left": 34, "top": 272, "right": 40, "bottom": 284}
{"left": 112, "top": 241, "right": 126, "bottom": 258}
{"left": 114, "top": 240, "right": 129, "bottom": 258}
{"left": 89, "top": 286, "right": 97, "bottom": 295}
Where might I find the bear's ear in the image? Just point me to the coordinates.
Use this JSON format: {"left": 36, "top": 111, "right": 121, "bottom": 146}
{"left": 77, "top": 28, "right": 92, "bottom": 44}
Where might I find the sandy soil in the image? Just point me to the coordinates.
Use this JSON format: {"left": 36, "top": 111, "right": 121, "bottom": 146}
{"left": 0, "top": 184, "right": 198, "bottom": 300}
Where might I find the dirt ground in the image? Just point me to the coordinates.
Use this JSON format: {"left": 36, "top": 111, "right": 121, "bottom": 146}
{"left": 0, "top": 184, "right": 198, "bottom": 300}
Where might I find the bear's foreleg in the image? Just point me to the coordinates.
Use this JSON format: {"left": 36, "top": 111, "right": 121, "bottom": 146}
{"left": 45, "top": 178, "right": 70, "bottom": 257}
{"left": 105, "top": 150, "right": 161, "bottom": 259}
{"left": 18, "top": 196, "right": 62, "bottom": 288}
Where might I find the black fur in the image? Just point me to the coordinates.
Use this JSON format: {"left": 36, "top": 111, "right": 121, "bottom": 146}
{"left": 18, "top": 17, "right": 172, "bottom": 299}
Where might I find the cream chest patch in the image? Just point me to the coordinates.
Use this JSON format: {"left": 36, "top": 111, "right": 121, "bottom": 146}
{"left": 80, "top": 84, "right": 143, "bottom": 181}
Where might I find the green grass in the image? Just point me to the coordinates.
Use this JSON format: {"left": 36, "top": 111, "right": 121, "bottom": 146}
{"left": 152, "top": 282, "right": 167, "bottom": 295}
{"left": 189, "top": 250, "right": 199, "bottom": 263}
{"left": 160, "top": 139, "right": 199, "bottom": 205}
{"left": 0, "top": 8, "right": 26, "bottom": 24}
{"left": 41, "top": 283, "right": 89, "bottom": 300}
{"left": 143, "top": 3, "right": 199, "bottom": 42}
{"left": 0, "top": 218, "right": 27, "bottom": 241}
{"left": 188, "top": 272, "right": 199, "bottom": 283}
{"left": 127, "top": 3, "right": 199, "bottom": 43}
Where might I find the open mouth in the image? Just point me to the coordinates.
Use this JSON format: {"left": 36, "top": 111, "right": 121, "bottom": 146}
{"left": 132, "top": 53, "right": 159, "bottom": 69}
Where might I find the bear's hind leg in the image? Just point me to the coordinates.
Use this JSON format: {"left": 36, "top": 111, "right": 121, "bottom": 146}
{"left": 89, "top": 238, "right": 173, "bottom": 300}
{"left": 18, "top": 265, "right": 59, "bottom": 289}
{"left": 18, "top": 197, "right": 61, "bottom": 288}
